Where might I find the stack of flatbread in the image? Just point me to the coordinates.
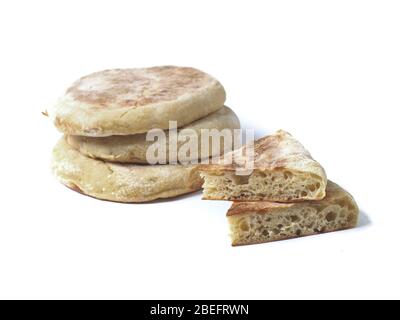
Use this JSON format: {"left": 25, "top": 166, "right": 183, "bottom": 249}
{"left": 49, "top": 67, "right": 358, "bottom": 246}
{"left": 199, "top": 130, "right": 359, "bottom": 246}
{"left": 51, "top": 66, "right": 240, "bottom": 202}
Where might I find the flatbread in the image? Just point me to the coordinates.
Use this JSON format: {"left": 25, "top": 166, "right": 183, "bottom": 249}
{"left": 52, "top": 66, "right": 226, "bottom": 137}
{"left": 52, "top": 138, "right": 203, "bottom": 202}
{"left": 66, "top": 106, "right": 240, "bottom": 164}
{"left": 200, "top": 130, "right": 327, "bottom": 202}
{"left": 227, "top": 181, "right": 359, "bottom": 246}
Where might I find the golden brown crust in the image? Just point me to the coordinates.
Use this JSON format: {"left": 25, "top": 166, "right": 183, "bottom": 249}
{"left": 53, "top": 66, "right": 226, "bottom": 137}
{"left": 200, "top": 130, "right": 324, "bottom": 175}
{"left": 66, "top": 67, "right": 217, "bottom": 109}
{"left": 199, "top": 130, "right": 327, "bottom": 202}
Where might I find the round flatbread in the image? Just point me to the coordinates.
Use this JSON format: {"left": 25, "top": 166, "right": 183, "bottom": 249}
{"left": 52, "top": 138, "right": 203, "bottom": 203}
{"left": 53, "top": 66, "right": 226, "bottom": 137}
{"left": 66, "top": 106, "right": 240, "bottom": 164}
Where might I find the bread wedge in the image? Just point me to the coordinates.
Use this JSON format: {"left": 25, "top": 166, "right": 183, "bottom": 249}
{"left": 200, "top": 130, "right": 327, "bottom": 202}
{"left": 227, "top": 181, "right": 359, "bottom": 246}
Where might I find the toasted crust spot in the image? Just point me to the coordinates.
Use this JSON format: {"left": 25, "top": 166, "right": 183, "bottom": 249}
{"left": 66, "top": 66, "right": 216, "bottom": 109}
{"left": 52, "top": 66, "right": 226, "bottom": 136}
{"left": 200, "top": 130, "right": 327, "bottom": 202}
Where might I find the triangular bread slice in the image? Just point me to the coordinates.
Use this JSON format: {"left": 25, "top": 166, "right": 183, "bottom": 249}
{"left": 200, "top": 130, "right": 327, "bottom": 202}
{"left": 227, "top": 181, "right": 359, "bottom": 246}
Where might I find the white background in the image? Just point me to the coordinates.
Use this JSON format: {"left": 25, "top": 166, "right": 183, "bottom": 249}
{"left": 0, "top": 0, "right": 399, "bottom": 300}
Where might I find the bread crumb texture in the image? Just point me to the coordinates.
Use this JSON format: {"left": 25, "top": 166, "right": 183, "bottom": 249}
{"left": 227, "top": 181, "right": 358, "bottom": 246}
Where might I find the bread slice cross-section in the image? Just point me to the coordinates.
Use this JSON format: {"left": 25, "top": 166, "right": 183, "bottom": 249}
{"left": 227, "top": 181, "right": 359, "bottom": 246}
{"left": 200, "top": 130, "right": 327, "bottom": 202}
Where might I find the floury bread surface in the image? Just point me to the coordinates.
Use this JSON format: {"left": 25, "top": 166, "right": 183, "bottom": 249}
{"left": 200, "top": 130, "right": 327, "bottom": 202}
{"left": 67, "top": 106, "right": 240, "bottom": 164}
{"left": 52, "top": 138, "right": 203, "bottom": 202}
{"left": 53, "top": 66, "right": 226, "bottom": 137}
{"left": 227, "top": 181, "right": 359, "bottom": 246}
